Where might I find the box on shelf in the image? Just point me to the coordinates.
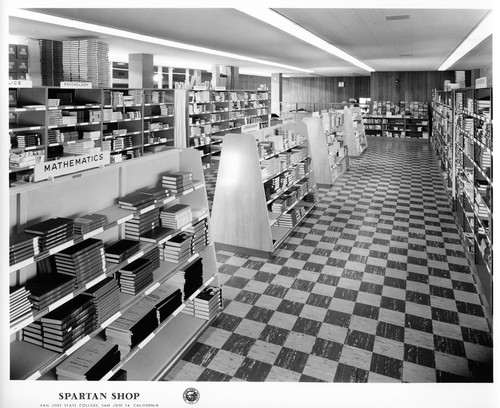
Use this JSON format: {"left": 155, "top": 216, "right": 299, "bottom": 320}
{"left": 16, "top": 59, "right": 29, "bottom": 72}
{"left": 9, "top": 44, "right": 17, "bottom": 59}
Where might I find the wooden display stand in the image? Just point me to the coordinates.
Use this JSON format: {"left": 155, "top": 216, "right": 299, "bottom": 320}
{"left": 211, "top": 122, "right": 317, "bottom": 257}
{"left": 302, "top": 113, "right": 349, "bottom": 187}
{"left": 343, "top": 106, "right": 368, "bottom": 157}
{"left": 9, "top": 148, "right": 220, "bottom": 381}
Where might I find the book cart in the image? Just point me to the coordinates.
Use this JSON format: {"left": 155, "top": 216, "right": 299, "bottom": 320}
{"left": 211, "top": 120, "right": 317, "bottom": 257}
{"left": 9, "top": 147, "right": 221, "bottom": 381}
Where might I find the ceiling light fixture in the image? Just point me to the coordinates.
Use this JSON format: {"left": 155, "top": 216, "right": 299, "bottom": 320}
{"left": 9, "top": 8, "right": 314, "bottom": 74}
{"left": 237, "top": 7, "right": 375, "bottom": 73}
{"left": 438, "top": 11, "right": 493, "bottom": 71}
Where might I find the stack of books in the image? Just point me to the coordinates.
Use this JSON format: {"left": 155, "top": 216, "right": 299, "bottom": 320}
{"left": 105, "top": 239, "right": 141, "bottom": 264}
{"left": 186, "top": 218, "right": 209, "bottom": 254}
{"left": 117, "top": 257, "right": 154, "bottom": 295}
{"left": 83, "top": 277, "right": 121, "bottom": 326}
{"left": 271, "top": 198, "right": 286, "bottom": 213}
{"left": 105, "top": 296, "right": 159, "bottom": 354}
{"left": 14, "top": 134, "right": 42, "bottom": 148}
{"left": 25, "top": 273, "right": 75, "bottom": 311}
{"left": 9, "top": 231, "right": 40, "bottom": 266}
{"left": 182, "top": 258, "right": 204, "bottom": 301}
{"left": 124, "top": 209, "right": 160, "bottom": 240}
{"left": 139, "top": 185, "right": 170, "bottom": 202}
{"left": 22, "top": 321, "right": 44, "bottom": 346}
{"left": 54, "top": 238, "right": 106, "bottom": 288}
{"left": 161, "top": 171, "right": 193, "bottom": 194}
{"left": 39, "top": 294, "right": 97, "bottom": 353}
{"left": 118, "top": 192, "right": 155, "bottom": 211}
{"left": 160, "top": 233, "right": 193, "bottom": 264}
{"left": 139, "top": 225, "right": 174, "bottom": 244}
{"left": 24, "top": 217, "right": 74, "bottom": 251}
{"left": 55, "top": 339, "right": 120, "bottom": 381}
{"left": 146, "top": 284, "right": 183, "bottom": 324}
{"left": 142, "top": 246, "right": 160, "bottom": 272}
{"left": 10, "top": 285, "right": 32, "bottom": 326}
{"left": 73, "top": 213, "right": 108, "bottom": 236}
{"left": 182, "top": 286, "right": 222, "bottom": 320}
{"left": 160, "top": 204, "right": 192, "bottom": 230}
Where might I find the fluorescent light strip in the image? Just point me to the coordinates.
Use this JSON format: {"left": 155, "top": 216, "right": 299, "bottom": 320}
{"left": 237, "top": 8, "right": 375, "bottom": 73}
{"left": 438, "top": 12, "right": 493, "bottom": 71}
{"left": 10, "top": 8, "right": 313, "bottom": 74}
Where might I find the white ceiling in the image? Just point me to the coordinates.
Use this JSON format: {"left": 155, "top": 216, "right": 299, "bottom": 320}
{"left": 8, "top": 7, "right": 493, "bottom": 77}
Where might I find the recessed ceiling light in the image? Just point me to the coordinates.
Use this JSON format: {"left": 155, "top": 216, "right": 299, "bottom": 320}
{"left": 237, "top": 7, "right": 375, "bottom": 73}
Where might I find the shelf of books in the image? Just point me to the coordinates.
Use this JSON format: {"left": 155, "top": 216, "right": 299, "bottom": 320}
{"left": 211, "top": 121, "right": 317, "bottom": 257}
{"left": 343, "top": 106, "right": 368, "bottom": 157}
{"left": 431, "top": 86, "right": 493, "bottom": 309}
{"left": 187, "top": 87, "right": 270, "bottom": 171}
{"left": 363, "top": 116, "right": 429, "bottom": 139}
{"left": 9, "top": 86, "right": 175, "bottom": 187}
{"left": 9, "top": 147, "right": 221, "bottom": 381}
{"left": 302, "top": 110, "right": 349, "bottom": 187}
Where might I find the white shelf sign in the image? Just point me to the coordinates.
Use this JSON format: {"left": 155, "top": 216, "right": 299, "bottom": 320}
{"left": 475, "top": 77, "right": 487, "bottom": 89}
{"left": 8, "top": 80, "right": 32, "bottom": 88}
{"left": 241, "top": 123, "right": 260, "bottom": 133}
{"left": 34, "top": 151, "right": 111, "bottom": 182}
{"left": 60, "top": 81, "right": 92, "bottom": 89}
{"left": 282, "top": 117, "right": 294, "bottom": 124}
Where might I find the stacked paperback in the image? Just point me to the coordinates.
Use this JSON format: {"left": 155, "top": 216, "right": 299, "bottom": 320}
{"left": 117, "top": 257, "right": 154, "bottom": 295}
{"left": 53, "top": 238, "right": 106, "bottom": 288}
{"left": 125, "top": 209, "right": 160, "bottom": 240}
{"left": 9, "top": 231, "right": 40, "bottom": 266}
{"left": 186, "top": 218, "right": 209, "bottom": 254}
{"left": 83, "top": 277, "right": 121, "bottom": 326}
{"left": 160, "top": 233, "right": 193, "bottom": 264}
{"left": 56, "top": 339, "right": 120, "bottom": 380}
{"left": 73, "top": 213, "right": 108, "bottom": 235}
{"left": 25, "top": 273, "right": 74, "bottom": 311}
{"left": 105, "top": 296, "right": 159, "bottom": 354}
{"left": 161, "top": 171, "right": 193, "bottom": 194}
{"left": 160, "top": 204, "right": 192, "bottom": 230}
{"left": 182, "top": 286, "right": 222, "bottom": 320}
{"left": 10, "top": 285, "right": 32, "bottom": 326}
{"left": 105, "top": 239, "right": 141, "bottom": 264}
{"left": 24, "top": 217, "right": 74, "bottom": 251}
{"left": 39, "top": 294, "right": 97, "bottom": 353}
{"left": 145, "top": 284, "right": 183, "bottom": 324}
{"left": 118, "top": 192, "right": 155, "bottom": 211}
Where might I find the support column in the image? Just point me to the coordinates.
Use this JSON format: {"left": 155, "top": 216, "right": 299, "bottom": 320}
{"left": 128, "top": 53, "right": 154, "bottom": 88}
{"left": 271, "top": 73, "right": 282, "bottom": 116}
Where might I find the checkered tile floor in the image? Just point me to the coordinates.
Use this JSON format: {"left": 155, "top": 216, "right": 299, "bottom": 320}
{"left": 164, "top": 137, "right": 493, "bottom": 383}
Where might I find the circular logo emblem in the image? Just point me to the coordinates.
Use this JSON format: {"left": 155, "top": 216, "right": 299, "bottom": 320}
{"left": 183, "top": 388, "right": 200, "bottom": 404}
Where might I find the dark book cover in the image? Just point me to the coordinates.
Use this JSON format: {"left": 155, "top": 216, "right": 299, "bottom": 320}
{"left": 40, "top": 295, "right": 94, "bottom": 325}
{"left": 105, "top": 239, "right": 141, "bottom": 257}
{"left": 24, "top": 217, "right": 74, "bottom": 236}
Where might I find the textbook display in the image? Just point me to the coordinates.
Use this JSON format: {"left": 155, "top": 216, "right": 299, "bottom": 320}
{"left": 24, "top": 217, "right": 74, "bottom": 251}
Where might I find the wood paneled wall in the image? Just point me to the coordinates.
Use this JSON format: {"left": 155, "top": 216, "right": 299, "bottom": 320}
{"left": 238, "top": 74, "right": 272, "bottom": 90}
{"left": 370, "top": 71, "right": 456, "bottom": 101}
{"left": 282, "top": 76, "right": 371, "bottom": 104}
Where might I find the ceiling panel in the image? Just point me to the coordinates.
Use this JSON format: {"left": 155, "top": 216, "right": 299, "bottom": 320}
{"left": 8, "top": 7, "right": 494, "bottom": 77}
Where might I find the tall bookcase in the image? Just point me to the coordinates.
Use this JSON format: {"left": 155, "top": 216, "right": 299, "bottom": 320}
{"left": 431, "top": 86, "right": 493, "bottom": 308}
{"left": 9, "top": 148, "right": 220, "bottom": 381}
{"left": 363, "top": 115, "right": 429, "bottom": 139}
{"left": 211, "top": 121, "right": 317, "bottom": 257}
{"left": 187, "top": 88, "right": 270, "bottom": 170}
{"left": 9, "top": 86, "right": 175, "bottom": 186}
{"left": 343, "top": 106, "right": 368, "bottom": 157}
{"left": 302, "top": 111, "right": 349, "bottom": 187}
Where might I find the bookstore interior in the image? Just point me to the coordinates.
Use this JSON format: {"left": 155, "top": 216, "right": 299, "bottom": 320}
{"left": 3, "top": 5, "right": 496, "bottom": 400}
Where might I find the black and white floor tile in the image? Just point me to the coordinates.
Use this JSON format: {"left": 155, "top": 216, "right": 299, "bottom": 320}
{"left": 165, "top": 137, "right": 493, "bottom": 383}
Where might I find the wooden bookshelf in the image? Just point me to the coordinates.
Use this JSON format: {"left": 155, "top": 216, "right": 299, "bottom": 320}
{"left": 211, "top": 121, "right": 317, "bottom": 257}
{"left": 302, "top": 112, "right": 349, "bottom": 187}
{"left": 8, "top": 86, "right": 175, "bottom": 187}
{"left": 431, "top": 86, "right": 493, "bottom": 309}
{"left": 343, "top": 106, "right": 368, "bottom": 157}
{"left": 9, "top": 147, "right": 220, "bottom": 380}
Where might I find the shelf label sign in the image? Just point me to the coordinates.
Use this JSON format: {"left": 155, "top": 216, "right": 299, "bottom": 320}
{"left": 282, "top": 116, "right": 294, "bottom": 124}
{"left": 214, "top": 86, "right": 226, "bottom": 91}
{"left": 241, "top": 123, "right": 260, "bottom": 133}
{"left": 312, "top": 111, "right": 320, "bottom": 117}
{"left": 8, "top": 80, "right": 32, "bottom": 88}
{"left": 475, "top": 77, "right": 487, "bottom": 89}
{"left": 34, "top": 151, "right": 111, "bottom": 181}
{"left": 193, "top": 85, "right": 208, "bottom": 90}
{"left": 60, "top": 81, "right": 92, "bottom": 89}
